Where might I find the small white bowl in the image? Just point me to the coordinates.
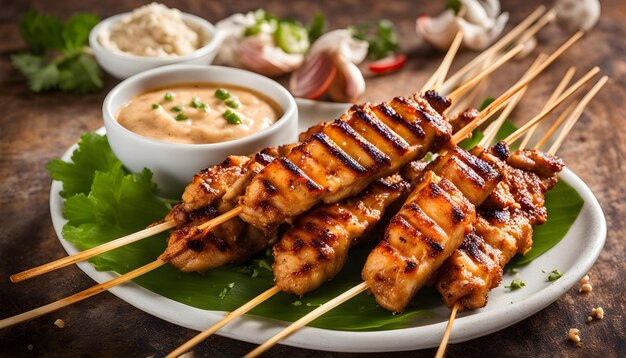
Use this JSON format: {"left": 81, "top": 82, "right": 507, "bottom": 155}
{"left": 103, "top": 65, "right": 298, "bottom": 197}
{"left": 89, "top": 12, "right": 220, "bottom": 79}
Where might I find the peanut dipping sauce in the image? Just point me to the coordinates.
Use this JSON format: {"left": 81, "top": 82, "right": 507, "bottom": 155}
{"left": 117, "top": 83, "right": 281, "bottom": 144}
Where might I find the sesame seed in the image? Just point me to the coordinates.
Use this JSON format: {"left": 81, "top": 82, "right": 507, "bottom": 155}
{"left": 579, "top": 274, "right": 590, "bottom": 284}
{"left": 54, "top": 319, "right": 65, "bottom": 328}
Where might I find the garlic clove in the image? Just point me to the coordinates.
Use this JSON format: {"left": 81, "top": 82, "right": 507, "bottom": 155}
{"left": 327, "top": 55, "right": 366, "bottom": 103}
{"left": 416, "top": 10, "right": 461, "bottom": 50}
{"left": 555, "top": 0, "right": 601, "bottom": 33}
{"left": 238, "top": 36, "right": 304, "bottom": 77}
{"left": 514, "top": 35, "right": 537, "bottom": 60}
{"left": 479, "top": 0, "right": 501, "bottom": 19}
{"left": 290, "top": 51, "right": 337, "bottom": 99}
{"left": 462, "top": 0, "right": 495, "bottom": 28}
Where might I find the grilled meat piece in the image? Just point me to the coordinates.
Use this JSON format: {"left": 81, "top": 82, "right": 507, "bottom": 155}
{"left": 448, "top": 108, "right": 479, "bottom": 133}
{"left": 240, "top": 94, "right": 453, "bottom": 232}
{"left": 362, "top": 171, "right": 475, "bottom": 313}
{"left": 273, "top": 175, "right": 409, "bottom": 296}
{"left": 435, "top": 149, "right": 564, "bottom": 311}
{"left": 436, "top": 230, "right": 502, "bottom": 310}
{"left": 422, "top": 90, "right": 452, "bottom": 114}
{"left": 168, "top": 216, "right": 270, "bottom": 272}
{"left": 164, "top": 145, "right": 294, "bottom": 225}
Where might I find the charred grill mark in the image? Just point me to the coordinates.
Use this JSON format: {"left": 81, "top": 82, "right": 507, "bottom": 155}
{"left": 293, "top": 238, "right": 306, "bottom": 251}
{"left": 428, "top": 182, "right": 442, "bottom": 197}
{"left": 187, "top": 239, "right": 204, "bottom": 252}
{"left": 479, "top": 209, "right": 510, "bottom": 222}
{"left": 262, "top": 179, "right": 277, "bottom": 194}
{"left": 456, "top": 148, "right": 500, "bottom": 182}
{"left": 294, "top": 263, "right": 313, "bottom": 275}
{"left": 255, "top": 152, "right": 275, "bottom": 165}
{"left": 312, "top": 133, "right": 368, "bottom": 175}
{"left": 452, "top": 207, "right": 465, "bottom": 223}
{"left": 493, "top": 141, "right": 511, "bottom": 161}
{"left": 209, "top": 234, "right": 229, "bottom": 252}
{"left": 188, "top": 206, "right": 217, "bottom": 221}
{"left": 423, "top": 90, "right": 452, "bottom": 114}
{"left": 404, "top": 260, "right": 417, "bottom": 273}
{"left": 460, "top": 231, "right": 485, "bottom": 264}
{"left": 378, "top": 101, "right": 426, "bottom": 139}
{"left": 353, "top": 107, "right": 409, "bottom": 153}
{"left": 277, "top": 158, "right": 324, "bottom": 191}
{"left": 334, "top": 120, "right": 392, "bottom": 167}
{"left": 427, "top": 238, "right": 444, "bottom": 253}
{"left": 311, "top": 238, "right": 332, "bottom": 261}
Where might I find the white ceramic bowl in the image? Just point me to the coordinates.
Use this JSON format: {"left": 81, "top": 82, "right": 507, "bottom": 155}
{"left": 89, "top": 12, "right": 220, "bottom": 79}
{"left": 103, "top": 65, "right": 298, "bottom": 197}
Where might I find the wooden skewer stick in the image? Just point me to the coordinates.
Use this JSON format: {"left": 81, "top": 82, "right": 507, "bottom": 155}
{"left": 434, "top": 303, "right": 460, "bottom": 358}
{"left": 504, "top": 66, "right": 599, "bottom": 144}
{"left": 434, "top": 68, "right": 579, "bottom": 357}
{"left": 242, "top": 88, "right": 577, "bottom": 355}
{"left": 478, "top": 53, "right": 547, "bottom": 147}
{"left": 547, "top": 76, "right": 608, "bottom": 155}
{"left": 10, "top": 220, "right": 177, "bottom": 283}
{"left": 453, "top": 31, "right": 585, "bottom": 144}
{"left": 533, "top": 102, "right": 577, "bottom": 150}
{"left": 447, "top": 44, "right": 524, "bottom": 102}
{"left": 168, "top": 35, "right": 472, "bottom": 357}
{"left": 518, "top": 66, "right": 577, "bottom": 149}
{"left": 167, "top": 286, "right": 281, "bottom": 358}
{"left": 0, "top": 259, "right": 166, "bottom": 329}
{"left": 244, "top": 282, "right": 369, "bottom": 358}
{"left": 442, "top": 6, "right": 548, "bottom": 89}
{"left": 421, "top": 31, "right": 464, "bottom": 92}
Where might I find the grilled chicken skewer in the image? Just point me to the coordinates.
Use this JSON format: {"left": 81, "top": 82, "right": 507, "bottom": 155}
{"left": 244, "top": 71, "right": 593, "bottom": 356}
{"left": 10, "top": 34, "right": 547, "bottom": 284}
{"left": 1, "top": 31, "right": 584, "bottom": 330}
{"left": 433, "top": 75, "right": 608, "bottom": 358}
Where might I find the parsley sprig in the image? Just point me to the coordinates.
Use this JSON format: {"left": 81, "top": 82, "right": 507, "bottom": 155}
{"left": 11, "top": 11, "right": 103, "bottom": 93}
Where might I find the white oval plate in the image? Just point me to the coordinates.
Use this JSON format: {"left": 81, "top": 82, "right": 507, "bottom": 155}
{"left": 50, "top": 102, "right": 606, "bottom": 352}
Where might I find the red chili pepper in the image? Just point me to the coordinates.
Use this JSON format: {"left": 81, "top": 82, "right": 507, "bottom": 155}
{"left": 368, "top": 54, "right": 406, "bottom": 74}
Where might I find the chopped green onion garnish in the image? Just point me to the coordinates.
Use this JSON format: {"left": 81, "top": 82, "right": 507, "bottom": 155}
{"left": 215, "top": 88, "right": 230, "bottom": 100}
{"left": 175, "top": 113, "right": 188, "bottom": 121}
{"left": 164, "top": 92, "right": 175, "bottom": 101}
{"left": 223, "top": 109, "right": 242, "bottom": 125}
{"left": 199, "top": 103, "right": 209, "bottom": 112}
{"left": 548, "top": 270, "right": 563, "bottom": 281}
{"left": 171, "top": 105, "right": 183, "bottom": 112}
{"left": 225, "top": 98, "right": 240, "bottom": 109}
{"left": 151, "top": 103, "right": 160, "bottom": 110}
{"left": 505, "top": 279, "right": 526, "bottom": 290}
{"left": 191, "top": 97, "right": 203, "bottom": 109}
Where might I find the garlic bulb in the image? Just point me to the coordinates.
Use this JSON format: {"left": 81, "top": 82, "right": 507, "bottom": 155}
{"left": 555, "top": 0, "right": 601, "bottom": 33}
{"left": 416, "top": 0, "right": 509, "bottom": 51}
{"left": 290, "top": 30, "right": 369, "bottom": 102}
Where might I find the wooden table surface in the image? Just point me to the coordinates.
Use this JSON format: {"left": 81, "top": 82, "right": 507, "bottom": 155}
{"left": 1, "top": 0, "right": 624, "bottom": 356}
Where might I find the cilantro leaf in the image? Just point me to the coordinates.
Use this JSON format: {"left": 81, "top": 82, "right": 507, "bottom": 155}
{"left": 349, "top": 20, "right": 399, "bottom": 59}
{"left": 47, "top": 133, "right": 120, "bottom": 198}
{"left": 32, "top": 63, "right": 61, "bottom": 92}
{"left": 62, "top": 13, "right": 100, "bottom": 53}
{"left": 58, "top": 54, "right": 103, "bottom": 93}
{"left": 13, "top": 10, "right": 102, "bottom": 93}
{"left": 19, "top": 10, "right": 64, "bottom": 54}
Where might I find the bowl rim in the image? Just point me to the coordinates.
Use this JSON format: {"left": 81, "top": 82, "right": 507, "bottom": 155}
{"left": 102, "top": 64, "right": 298, "bottom": 150}
{"left": 89, "top": 11, "right": 220, "bottom": 63}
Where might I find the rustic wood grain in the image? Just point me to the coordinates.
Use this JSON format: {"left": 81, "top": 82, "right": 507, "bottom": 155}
{"left": 0, "top": 0, "right": 624, "bottom": 357}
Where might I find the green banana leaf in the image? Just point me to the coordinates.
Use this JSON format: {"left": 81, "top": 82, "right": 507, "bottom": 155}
{"left": 56, "top": 131, "right": 583, "bottom": 331}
